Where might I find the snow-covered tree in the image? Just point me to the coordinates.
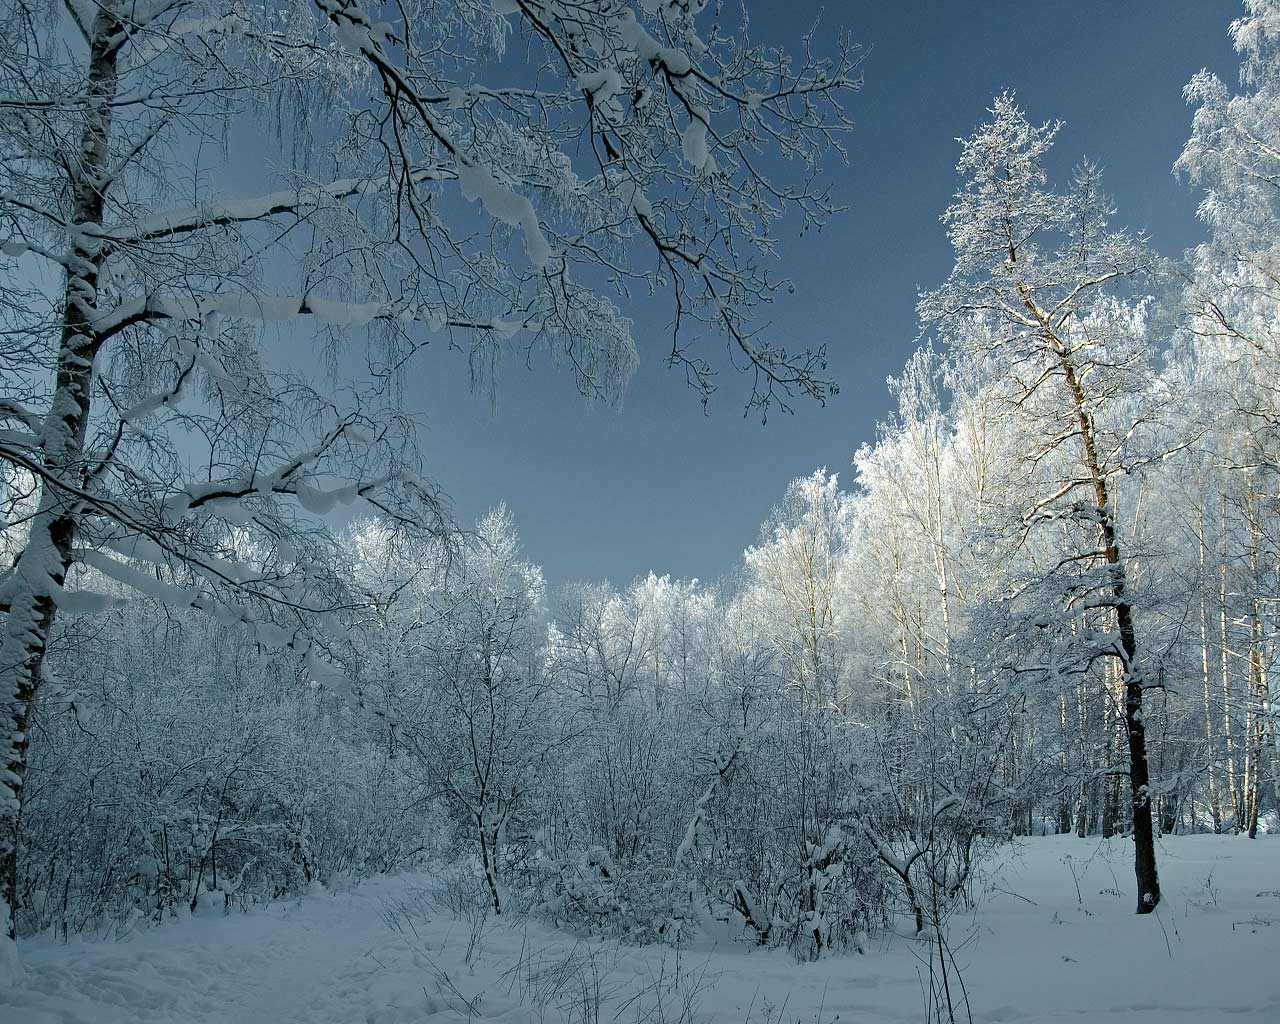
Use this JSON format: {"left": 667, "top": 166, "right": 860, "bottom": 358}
{"left": 920, "top": 95, "right": 1165, "bottom": 912}
{"left": 1176, "top": 0, "right": 1280, "bottom": 838}
{"left": 384, "top": 508, "right": 568, "bottom": 913}
{"left": 744, "top": 470, "right": 852, "bottom": 708}
{"left": 0, "top": 0, "right": 860, "bottom": 971}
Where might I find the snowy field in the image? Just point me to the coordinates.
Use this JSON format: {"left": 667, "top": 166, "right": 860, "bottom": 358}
{"left": 3, "top": 835, "right": 1278, "bottom": 1024}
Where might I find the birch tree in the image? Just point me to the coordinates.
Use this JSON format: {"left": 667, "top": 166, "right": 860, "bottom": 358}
{"left": 744, "top": 470, "right": 852, "bottom": 708}
{"left": 920, "top": 96, "right": 1164, "bottom": 912}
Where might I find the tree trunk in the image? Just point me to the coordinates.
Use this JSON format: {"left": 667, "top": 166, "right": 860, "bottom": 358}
{"left": 477, "top": 812, "right": 503, "bottom": 915}
{"left": 1245, "top": 489, "right": 1265, "bottom": 840}
{"left": 1199, "top": 514, "right": 1223, "bottom": 832}
{"left": 1058, "top": 349, "right": 1160, "bottom": 912}
{"left": 1102, "top": 663, "right": 1122, "bottom": 839}
{"left": 1220, "top": 502, "right": 1242, "bottom": 831}
{"left": 0, "top": 5, "right": 120, "bottom": 968}
{"left": 1076, "top": 677, "right": 1092, "bottom": 836}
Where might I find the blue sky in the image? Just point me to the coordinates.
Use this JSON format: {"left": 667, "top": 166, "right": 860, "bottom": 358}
{"left": 400, "top": 1, "right": 1242, "bottom": 590}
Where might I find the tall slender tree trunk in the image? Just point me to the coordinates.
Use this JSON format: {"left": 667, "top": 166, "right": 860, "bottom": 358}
{"left": 1245, "top": 616, "right": 1265, "bottom": 840}
{"left": 0, "top": 6, "right": 120, "bottom": 969}
{"left": 1009, "top": 274, "right": 1161, "bottom": 909}
{"left": 1220, "top": 499, "right": 1242, "bottom": 830}
{"left": 1245, "top": 487, "right": 1264, "bottom": 839}
{"left": 1075, "top": 678, "right": 1090, "bottom": 836}
{"left": 1102, "top": 659, "right": 1122, "bottom": 839}
{"left": 1198, "top": 514, "right": 1223, "bottom": 831}
{"left": 1271, "top": 548, "right": 1280, "bottom": 820}
{"left": 1057, "top": 345, "right": 1160, "bottom": 911}
{"left": 924, "top": 425, "right": 954, "bottom": 678}
{"left": 1058, "top": 695, "right": 1073, "bottom": 833}
{"left": 479, "top": 816, "right": 503, "bottom": 915}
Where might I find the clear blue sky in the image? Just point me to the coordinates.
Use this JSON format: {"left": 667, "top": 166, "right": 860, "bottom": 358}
{"left": 400, "top": 1, "right": 1241, "bottom": 589}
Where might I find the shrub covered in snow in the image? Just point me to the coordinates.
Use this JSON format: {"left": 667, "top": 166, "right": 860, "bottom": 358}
{"left": 18, "top": 602, "right": 440, "bottom": 938}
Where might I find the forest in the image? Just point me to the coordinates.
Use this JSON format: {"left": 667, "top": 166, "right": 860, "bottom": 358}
{"left": 1, "top": 1, "right": 1278, "bottom": 1021}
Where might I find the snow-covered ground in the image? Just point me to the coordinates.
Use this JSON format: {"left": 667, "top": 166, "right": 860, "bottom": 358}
{"left": 4, "top": 835, "right": 1278, "bottom": 1024}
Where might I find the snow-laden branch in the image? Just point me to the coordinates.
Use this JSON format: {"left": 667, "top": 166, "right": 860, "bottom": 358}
{"left": 674, "top": 745, "right": 739, "bottom": 871}
{"left": 90, "top": 169, "right": 449, "bottom": 252}
{"left": 92, "top": 289, "right": 537, "bottom": 341}
{"left": 312, "top": 0, "right": 552, "bottom": 270}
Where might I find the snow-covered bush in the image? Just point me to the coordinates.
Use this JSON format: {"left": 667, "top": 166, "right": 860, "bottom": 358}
{"left": 17, "top": 601, "right": 439, "bottom": 937}
{"left": 536, "top": 845, "right": 700, "bottom": 945}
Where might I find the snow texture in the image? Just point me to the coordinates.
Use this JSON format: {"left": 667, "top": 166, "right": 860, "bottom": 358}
{"left": 456, "top": 158, "right": 552, "bottom": 269}
{"left": 3, "top": 835, "right": 1279, "bottom": 1023}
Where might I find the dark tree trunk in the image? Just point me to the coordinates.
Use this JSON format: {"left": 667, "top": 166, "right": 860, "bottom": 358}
{"left": 0, "top": 5, "right": 121, "bottom": 952}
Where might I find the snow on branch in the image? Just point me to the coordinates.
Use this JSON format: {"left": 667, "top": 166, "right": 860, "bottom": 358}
{"left": 92, "top": 289, "right": 536, "bottom": 340}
